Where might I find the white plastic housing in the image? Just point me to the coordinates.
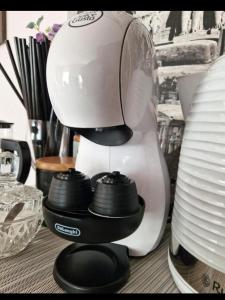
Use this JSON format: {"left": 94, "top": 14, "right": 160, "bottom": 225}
{"left": 47, "top": 11, "right": 133, "bottom": 128}
{"left": 74, "top": 13, "right": 169, "bottom": 255}
{"left": 172, "top": 54, "right": 225, "bottom": 273}
{"left": 46, "top": 11, "right": 170, "bottom": 256}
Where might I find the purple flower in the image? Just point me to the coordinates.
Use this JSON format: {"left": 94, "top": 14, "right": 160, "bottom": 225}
{"left": 48, "top": 31, "right": 55, "bottom": 41}
{"left": 36, "top": 32, "right": 46, "bottom": 43}
{"left": 52, "top": 24, "right": 62, "bottom": 33}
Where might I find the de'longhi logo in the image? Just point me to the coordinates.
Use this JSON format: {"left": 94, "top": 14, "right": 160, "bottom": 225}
{"left": 55, "top": 223, "right": 81, "bottom": 237}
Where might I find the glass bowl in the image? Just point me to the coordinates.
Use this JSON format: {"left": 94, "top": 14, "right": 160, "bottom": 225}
{"left": 0, "top": 183, "right": 43, "bottom": 258}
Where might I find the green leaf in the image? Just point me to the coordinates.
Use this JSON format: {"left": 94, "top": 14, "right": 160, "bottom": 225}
{"left": 45, "top": 26, "right": 51, "bottom": 33}
{"left": 26, "top": 22, "right": 35, "bottom": 29}
{"left": 36, "top": 16, "right": 44, "bottom": 27}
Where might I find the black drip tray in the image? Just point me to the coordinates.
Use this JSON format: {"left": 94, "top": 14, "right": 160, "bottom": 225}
{"left": 53, "top": 243, "right": 130, "bottom": 293}
{"left": 43, "top": 197, "right": 144, "bottom": 244}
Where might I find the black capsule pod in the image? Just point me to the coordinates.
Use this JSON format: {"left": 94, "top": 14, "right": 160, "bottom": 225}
{"left": 89, "top": 171, "right": 139, "bottom": 218}
{"left": 47, "top": 168, "right": 92, "bottom": 212}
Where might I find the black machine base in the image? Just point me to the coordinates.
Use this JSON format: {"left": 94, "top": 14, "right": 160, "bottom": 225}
{"left": 53, "top": 242, "right": 130, "bottom": 293}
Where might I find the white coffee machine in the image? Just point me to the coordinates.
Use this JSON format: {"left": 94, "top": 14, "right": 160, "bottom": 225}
{"left": 46, "top": 11, "right": 170, "bottom": 257}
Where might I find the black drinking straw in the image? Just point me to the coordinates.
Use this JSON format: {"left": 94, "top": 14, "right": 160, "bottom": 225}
{"left": 44, "top": 40, "right": 52, "bottom": 119}
{"left": 36, "top": 41, "right": 48, "bottom": 121}
{"left": 13, "top": 38, "right": 22, "bottom": 85}
{"left": 0, "top": 63, "right": 24, "bottom": 105}
{"left": 17, "top": 38, "right": 30, "bottom": 117}
{"left": 41, "top": 38, "right": 48, "bottom": 70}
{"left": 43, "top": 38, "right": 49, "bottom": 62}
{"left": 44, "top": 108, "right": 55, "bottom": 156}
{"left": 40, "top": 41, "right": 50, "bottom": 119}
{"left": 5, "top": 40, "right": 22, "bottom": 93}
{"left": 29, "top": 37, "right": 36, "bottom": 119}
{"left": 32, "top": 38, "right": 41, "bottom": 120}
{"left": 34, "top": 40, "right": 45, "bottom": 121}
{"left": 22, "top": 38, "right": 32, "bottom": 118}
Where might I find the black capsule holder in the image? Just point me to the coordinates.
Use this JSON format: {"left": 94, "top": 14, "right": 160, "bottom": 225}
{"left": 42, "top": 171, "right": 145, "bottom": 294}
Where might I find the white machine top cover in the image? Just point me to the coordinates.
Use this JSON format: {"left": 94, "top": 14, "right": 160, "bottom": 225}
{"left": 46, "top": 11, "right": 133, "bottom": 129}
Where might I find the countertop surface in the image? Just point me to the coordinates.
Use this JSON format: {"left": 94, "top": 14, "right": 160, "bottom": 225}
{"left": 0, "top": 224, "right": 179, "bottom": 293}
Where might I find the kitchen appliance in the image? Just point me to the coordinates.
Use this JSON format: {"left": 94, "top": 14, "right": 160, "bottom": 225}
{"left": 168, "top": 54, "right": 225, "bottom": 293}
{"left": 0, "top": 125, "right": 43, "bottom": 258}
{"left": 45, "top": 11, "right": 170, "bottom": 293}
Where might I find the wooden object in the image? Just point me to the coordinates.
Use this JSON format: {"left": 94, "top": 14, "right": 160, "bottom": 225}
{"left": 36, "top": 156, "right": 75, "bottom": 172}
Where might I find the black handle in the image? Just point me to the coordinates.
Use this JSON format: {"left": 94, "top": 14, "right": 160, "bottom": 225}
{"left": 1, "top": 139, "right": 31, "bottom": 184}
